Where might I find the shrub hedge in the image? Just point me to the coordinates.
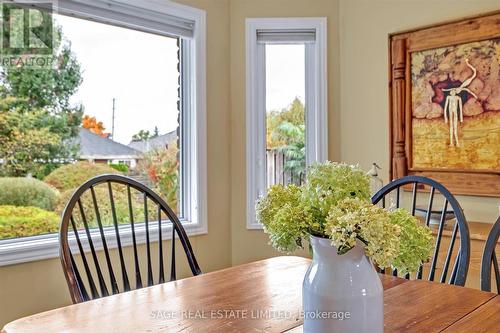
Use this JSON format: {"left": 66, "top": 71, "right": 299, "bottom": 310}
{"left": 0, "top": 205, "right": 60, "bottom": 239}
{"left": 109, "top": 163, "right": 129, "bottom": 173}
{"left": 54, "top": 183, "right": 160, "bottom": 229}
{"left": 0, "top": 177, "right": 59, "bottom": 210}
{"left": 44, "top": 161, "right": 120, "bottom": 191}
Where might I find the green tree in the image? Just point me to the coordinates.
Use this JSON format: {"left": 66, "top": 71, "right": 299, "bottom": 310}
{"left": 272, "top": 122, "right": 305, "bottom": 177}
{"left": 267, "top": 97, "right": 305, "bottom": 148}
{"left": 0, "top": 24, "right": 83, "bottom": 177}
{"left": 266, "top": 97, "right": 306, "bottom": 179}
{"left": 0, "top": 94, "right": 80, "bottom": 177}
{"left": 132, "top": 129, "right": 152, "bottom": 141}
{"left": 1, "top": 25, "right": 82, "bottom": 112}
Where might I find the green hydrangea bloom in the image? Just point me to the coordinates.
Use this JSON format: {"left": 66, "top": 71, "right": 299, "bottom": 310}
{"left": 301, "top": 162, "right": 371, "bottom": 231}
{"left": 388, "top": 209, "right": 434, "bottom": 275}
{"left": 325, "top": 198, "right": 401, "bottom": 268}
{"left": 256, "top": 184, "right": 311, "bottom": 252}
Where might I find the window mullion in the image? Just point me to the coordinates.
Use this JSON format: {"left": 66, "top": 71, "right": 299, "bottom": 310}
{"left": 256, "top": 43, "right": 267, "bottom": 199}
{"left": 180, "top": 38, "right": 192, "bottom": 222}
{"left": 305, "top": 43, "right": 316, "bottom": 166}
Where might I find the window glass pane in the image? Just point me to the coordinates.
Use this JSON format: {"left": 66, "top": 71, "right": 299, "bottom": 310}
{"left": 265, "top": 44, "right": 306, "bottom": 187}
{"left": 0, "top": 14, "right": 181, "bottom": 240}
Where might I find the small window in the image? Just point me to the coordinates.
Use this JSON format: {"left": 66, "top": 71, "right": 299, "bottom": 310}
{"left": 246, "top": 18, "right": 328, "bottom": 229}
{"left": 266, "top": 44, "right": 306, "bottom": 187}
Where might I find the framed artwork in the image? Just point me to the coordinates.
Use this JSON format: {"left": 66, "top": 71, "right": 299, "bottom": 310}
{"left": 389, "top": 11, "right": 500, "bottom": 196}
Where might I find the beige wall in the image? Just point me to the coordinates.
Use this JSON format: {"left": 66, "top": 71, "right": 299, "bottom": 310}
{"left": 1, "top": 0, "right": 499, "bottom": 327}
{"left": 0, "top": 0, "right": 232, "bottom": 327}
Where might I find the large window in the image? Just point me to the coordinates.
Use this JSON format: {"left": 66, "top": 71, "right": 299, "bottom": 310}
{"left": 0, "top": 0, "right": 206, "bottom": 265}
{"left": 246, "top": 18, "right": 327, "bottom": 229}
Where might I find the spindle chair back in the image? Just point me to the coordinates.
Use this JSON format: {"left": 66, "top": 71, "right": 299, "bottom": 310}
{"left": 59, "top": 174, "right": 201, "bottom": 303}
{"left": 371, "top": 176, "right": 470, "bottom": 286}
{"left": 480, "top": 216, "right": 499, "bottom": 293}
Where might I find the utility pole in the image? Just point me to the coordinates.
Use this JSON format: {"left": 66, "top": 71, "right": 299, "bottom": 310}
{"left": 111, "top": 98, "right": 115, "bottom": 140}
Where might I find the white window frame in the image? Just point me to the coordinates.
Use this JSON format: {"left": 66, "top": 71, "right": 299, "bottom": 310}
{"left": 0, "top": 0, "right": 207, "bottom": 266}
{"left": 246, "top": 17, "right": 327, "bottom": 229}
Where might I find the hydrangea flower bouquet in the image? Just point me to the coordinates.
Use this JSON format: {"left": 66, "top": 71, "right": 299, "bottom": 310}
{"left": 256, "top": 162, "right": 434, "bottom": 332}
{"left": 256, "top": 161, "right": 433, "bottom": 274}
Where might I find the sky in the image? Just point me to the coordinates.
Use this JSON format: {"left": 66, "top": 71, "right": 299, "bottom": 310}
{"left": 54, "top": 14, "right": 179, "bottom": 145}
{"left": 265, "top": 44, "right": 305, "bottom": 112}
{"left": 54, "top": 15, "right": 305, "bottom": 145}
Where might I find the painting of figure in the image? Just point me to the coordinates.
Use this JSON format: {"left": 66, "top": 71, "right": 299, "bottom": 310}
{"left": 411, "top": 38, "right": 500, "bottom": 171}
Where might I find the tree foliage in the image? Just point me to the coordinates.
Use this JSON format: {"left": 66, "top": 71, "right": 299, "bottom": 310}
{"left": 267, "top": 97, "right": 305, "bottom": 148}
{"left": 82, "top": 115, "right": 107, "bottom": 137}
{"left": 266, "top": 97, "right": 306, "bottom": 177}
{"left": 0, "top": 94, "right": 80, "bottom": 177}
{"left": 273, "top": 122, "right": 305, "bottom": 176}
{"left": 137, "top": 142, "right": 179, "bottom": 211}
{"left": 1, "top": 25, "right": 82, "bottom": 112}
{"left": 0, "top": 24, "right": 83, "bottom": 177}
{"left": 132, "top": 129, "right": 152, "bottom": 141}
{"left": 132, "top": 128, "right": 160, "bottom": 142}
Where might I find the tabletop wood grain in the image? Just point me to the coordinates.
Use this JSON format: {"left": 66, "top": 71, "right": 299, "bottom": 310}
{"left": 285, "top": 283, "right": 497, "bottom": 333}
{"left": 1, "top": 256, "right": 497, "bottom": 333}
{"left": 383, "top": 280, "right": 495, "bottom": 332}
{"left": 441, "top": 296, "right": 499, "bottom": 333}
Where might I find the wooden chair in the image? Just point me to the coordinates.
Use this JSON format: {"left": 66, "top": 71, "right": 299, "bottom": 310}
{"left": 59, "top": 174, "right": 201, "bottom": 303}
{"left": 480, "top": 216, "right": 499, "bottom": 293}
{"left": 371, "top": 175, "right": 470, "bottom": 286}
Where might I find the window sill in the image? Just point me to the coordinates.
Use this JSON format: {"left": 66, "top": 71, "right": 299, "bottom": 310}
{"left": 247, "top": 222, "right": 264, "bottom": 230}
{"left": 0, "top": 220, "right": 207, "bottom": 267}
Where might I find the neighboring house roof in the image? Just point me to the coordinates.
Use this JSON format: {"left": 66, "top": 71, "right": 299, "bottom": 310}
{"left": 78, "top": 128, "right": 143, "bottom": 160}
{"left": 128, "top": 130, "right": 177, "bottom": 153}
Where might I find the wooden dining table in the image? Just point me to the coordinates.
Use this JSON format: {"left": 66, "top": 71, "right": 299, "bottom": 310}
{"left": 2, "top": 256, "right": 498, "bottom": 332}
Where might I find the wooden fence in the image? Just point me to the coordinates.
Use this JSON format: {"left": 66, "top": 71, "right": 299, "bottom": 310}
{"left": 266, "top": 149, "right": 304, "bottom": 187}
